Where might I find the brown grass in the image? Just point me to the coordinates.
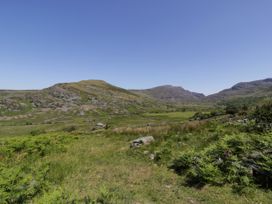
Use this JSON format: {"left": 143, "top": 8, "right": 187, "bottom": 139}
{"left": 112, "top": 120, "right": 208, "bottom": 136}
{"left": 112, "top": 124, "right": 171, "bottom": 135}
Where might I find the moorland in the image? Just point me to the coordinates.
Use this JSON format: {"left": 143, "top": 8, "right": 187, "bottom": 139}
{"left": 1, "top": 78, "right": 272, "bottom": 203}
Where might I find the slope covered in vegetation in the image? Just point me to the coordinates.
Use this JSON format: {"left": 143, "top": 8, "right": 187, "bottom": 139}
{"left": 1, "top": 80, "right": 272, "bottom": 203}
{"left": 1, "top": 101, "right": 272, "bottom": 203}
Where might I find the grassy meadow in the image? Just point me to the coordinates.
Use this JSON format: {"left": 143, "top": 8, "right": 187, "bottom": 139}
{"left": 1, "top": 109, "right": 272, "bottom": 203}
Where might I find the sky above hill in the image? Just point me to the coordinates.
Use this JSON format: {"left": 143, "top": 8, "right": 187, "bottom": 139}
{"left": 0, "top": 0, "right": 272, "bottom": 95}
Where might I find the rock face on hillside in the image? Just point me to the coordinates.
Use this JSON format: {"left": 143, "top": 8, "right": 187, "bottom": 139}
{"left": 131, "top": 85, "right": 205, "bottom": 103}
{"left": 206, "top": 78, "right": 272, "bottom": 101}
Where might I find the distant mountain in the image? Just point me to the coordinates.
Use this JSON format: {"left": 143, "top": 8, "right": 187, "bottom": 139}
{"left": 207, "top": 78, "right": 272, "bottom": 101}
{"left": 131, "top": 85, "right": 205, "bottom": 103}
{"left": 1, "top": 78, "right": 272, "bottom": 116}
{"left": 0, "top": 80, "right": 164, "bottom": 115}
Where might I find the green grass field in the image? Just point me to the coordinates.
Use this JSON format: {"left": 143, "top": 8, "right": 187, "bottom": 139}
{"left": 144, "top": 111, "right": 196, "bottom": 120}
{"left": 1, "top": 111, "right": 272, "bottom": 203}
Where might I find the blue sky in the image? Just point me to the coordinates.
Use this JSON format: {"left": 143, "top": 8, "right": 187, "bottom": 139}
{"left": 0, "top": 0, "right": 271, "bottom": 95}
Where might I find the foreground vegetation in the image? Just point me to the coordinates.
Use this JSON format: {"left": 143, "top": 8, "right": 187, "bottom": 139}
{"left": 1, "top": 102, "right": 272, "bottom": 203}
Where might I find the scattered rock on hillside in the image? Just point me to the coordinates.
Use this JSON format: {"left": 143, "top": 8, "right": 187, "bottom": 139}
{"left": 130, "top": 136, "right": 155, "bottom": 148}
{"left": 149, "top": 153, "right": 155, "bottom": 160}
{"left": 96, "top": 122, "right": 107, "bottom": 129}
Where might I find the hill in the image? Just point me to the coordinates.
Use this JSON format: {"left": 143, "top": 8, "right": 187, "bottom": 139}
{"left": 206, "top": 78, "right": 272, "bottom": 102}
{"left": 131, "top": 85, "right": 205, "bottom": 103}
{"left": 1, "top": 79, "right": 272, "bottom": 203}
{"left": 1, "top": 78, "right": 272, "bottom": 117}
{"left": 0, "top": 80, "right": 165, "bottom": 116}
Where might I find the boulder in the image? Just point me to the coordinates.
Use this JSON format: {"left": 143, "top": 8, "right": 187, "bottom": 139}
{"left": 149, "top": 153, "right": 155, "bottom": 160}
{"left": 130, "top": 136, "right": 155, "bottom": 148}
{"left": 96, "top": 122, "right": 107, "bottom": 129}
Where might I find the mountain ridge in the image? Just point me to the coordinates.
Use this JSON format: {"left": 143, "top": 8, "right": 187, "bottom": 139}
{"left": 131, "top": 85, "right": 205, "bottom": 103}
{"left": 206, "top": 78, "right": 272, "bottom": 101}
{"left": 0, "top": 80, "right": 165, "bottom": 115}
{"left": 0, "top": 78, "right": 271, "bottom": 115}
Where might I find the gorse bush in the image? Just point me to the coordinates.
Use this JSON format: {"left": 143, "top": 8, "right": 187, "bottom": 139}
{"left": 170, "top": 133, "right": 272, "bottom": 190}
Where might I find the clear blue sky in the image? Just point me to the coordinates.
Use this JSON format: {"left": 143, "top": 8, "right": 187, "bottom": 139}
{"left": 0, "top": 0, "right": 272, "bottom": 95}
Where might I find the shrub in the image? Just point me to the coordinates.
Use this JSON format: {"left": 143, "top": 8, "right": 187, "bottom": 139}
{"left": 225, "top": 104, "right": 239, "bottom": 115}
{"left": 35, "top": 188, "right": 74, "bottom": 204}
{"left": 191, "top": 111, "right": 224, "bottom": 121}
{"left": 0, "top": 133, "right": 76, "bottom": 203}
{"left": 96, "top": 186, "right": 119, "bottom": 204}
{"left": 191, "top": 112, "right": 210, "bottom": 120}
{"left": 154, "top": 147, "right": 172, "bottom": 165}
{"left": 252, "top": 103, "right": 272, "bottom": 132}
{"left": 63, "top": 126, "right": 77, "bottom": 132}
{"left": 170, "top": 133, "right": 272, "bottom": 190}
{"left": 30, "top": 130, "right": 46, "bottom": 136}
{"left": 170, "top": 151, "right": 196, "bottom": 174}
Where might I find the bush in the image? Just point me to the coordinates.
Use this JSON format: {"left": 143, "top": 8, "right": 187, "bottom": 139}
{"left": 63, "top": 126, "right": 77, "bottom": 132}
{"left": 170, "top": 133, "right": 272, "bottom": 190}
{"left": 225, "top": 104, "right": 239, "bottom": 115}
{"left": 0, "top": 133, "right": 76, "bottom": 203}
{"left": 0, "top": 164, "right": 49, "bottom": 203}
{"left": 154, "top": 148, "right": 172, "bottom": 165}
{"left": 191, "top": 112, "right": 210, "bottom": 120}
{"left": 35, "top": 188, "right": 74, "bottom": 204}
{"left": 30, "top": 130, "right": 46, "bottom": 136}
{"left": 191, "top": 111, "right": 224, "bottom": 121}
{"left": 252, "top": 103, "right": 272, "bottom": 132}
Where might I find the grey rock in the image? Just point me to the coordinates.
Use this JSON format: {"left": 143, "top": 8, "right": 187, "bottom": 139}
{"left": 130, "top": 136, "right": 155, "bottom": 148}
{"left": 143, "top": 150, "right": 149, "bottom": 155}
{"left": 149, "top": 153, "right": 155, "bottom": 160}
{"left": 96, "top": 122, "right": 107, "bottom": 129}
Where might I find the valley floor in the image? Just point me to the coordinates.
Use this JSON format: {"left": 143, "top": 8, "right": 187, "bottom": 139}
{"left": 1, "top": 111, "right": 272, "bottom": 203}
{"left": 41, "top": 133, "right": 272, "bottom": 203}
